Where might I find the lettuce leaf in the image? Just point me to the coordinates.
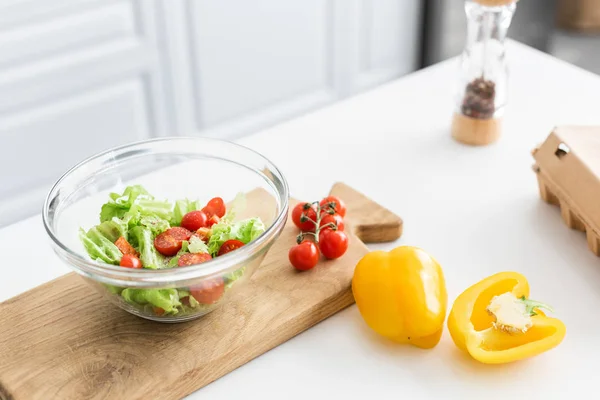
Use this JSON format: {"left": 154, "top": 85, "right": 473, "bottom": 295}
{"left": 167, "top": 240, "right": 189, "bottom": 268}
{"left": 129, "top": 226, "right": 166, "bottom": 269}
{"left": 100, "top": 185, "right": 173, "bottom": 223}
{"left": 121, "top": 288, "right": 181, "bottom": 313}
{"left": 224, "top": 266, "right": 246, "bottom": 289}
{"left": 100, "top": 185, "right": 150, "bottom": 222}
{"left": 139, "top": 215, "right": 170, "bottom": 236}
{"left": 177, "top": 289, "right": 200, "bottom": 308}
{"left": 172, "top": 199, "right": 202, "bottom": 226}
{"left": 79, "top": 227, "right": 122, "bottom": 265}
{"left": 188, "top": 235, "right": 209, "bottom": 254}
{"left": 207, "top": 217, "right": 265, "bottom": 256}
{"left": 221, "top": 192, "right": 246, "bottom": 223}
{"left": 95, "top": 217, "right": 128, "bottom": 242}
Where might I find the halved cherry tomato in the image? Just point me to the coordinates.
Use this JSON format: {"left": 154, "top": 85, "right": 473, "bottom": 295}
{"left": 320, "top": 195, "right": 347, "bottom": 218}
{"left": 167, "top": 227, "right": 193, "bottom": 240}
{"left": 320, "top": 213, "right": 345, "bottom": 232}
{"left": 120, "top": 254, "right": 142, "bottom": 269}
{"left": 202, "top": 197, "right": 226, "bottom": 218}
{"left": 178, "top": 252, "right": 212, "bottom": 267}
{"left": 190, "top": 278, "right": 225, "bottom": 304}
{"left": 319, "top": 230, "right": 348, "bottom": 259}
{"left": 217, "top": 239, "right": 245, "bottom": 256}
{"left": 291, "top": 203, "right": 317, "bottom": 232}
{"left": 289, "top": 241, "right": 320, "bottom": 271}
{"left": 115, "top": 236, "right": 138, "bottom": 257}
{"left": 154, "top": 227, "right": 192, "bottom": 256}
{"left": 153, "top": 307, "right": 165, "bottom": 316}
{"left": 181, "top": 210, "right": 208, "bottom": 231}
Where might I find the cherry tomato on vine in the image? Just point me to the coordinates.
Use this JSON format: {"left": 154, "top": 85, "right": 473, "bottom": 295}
{"left": 291, "top": 203, "right": 317, "bottom": 232}
{"left": 320, "top": 213, "right": 345, "bottom": 232}
{"left": 320, "top": 196, "right": 347, "bottom": 218}
{"left": 181, "top": 210, "right": 208, "bottom": 231}
{"left": 120, "top": 254, "right": 142, "bottom": 269}
{"left": 202, "top": 197, "right": 226, "bottom": 218}
{"left": 218, "top": 239, "right": 245, "bottom": 256}
{"left": 289, "top": 241, "right": 320, "bottom": 271}
{"left": 319, "top": 230, "right": 348, "bottom": 259}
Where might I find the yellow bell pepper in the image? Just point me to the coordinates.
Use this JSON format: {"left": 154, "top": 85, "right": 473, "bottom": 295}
{"left": 448, "top": 271, "right": 566, "bottom": 364}
{"left": 352, "top": 246, "right": 447, "bottom": 349}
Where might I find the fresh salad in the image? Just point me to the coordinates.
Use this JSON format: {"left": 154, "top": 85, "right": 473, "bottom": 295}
{"left": 79, "top": 185, "right": 265, "bottom": 316}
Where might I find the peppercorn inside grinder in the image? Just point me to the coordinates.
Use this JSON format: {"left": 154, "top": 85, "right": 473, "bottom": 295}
{"left": 451, "top": 0, "right": 518, "bottom": 146}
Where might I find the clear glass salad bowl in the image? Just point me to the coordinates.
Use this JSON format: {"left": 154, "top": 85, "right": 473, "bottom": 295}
{"left": 43, "top": 137, "right": 289, "bottom": 322}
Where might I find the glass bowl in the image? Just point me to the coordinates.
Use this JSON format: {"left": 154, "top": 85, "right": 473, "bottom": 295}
{"left": 43, "top": 137, "right": 289, "bottom": 322}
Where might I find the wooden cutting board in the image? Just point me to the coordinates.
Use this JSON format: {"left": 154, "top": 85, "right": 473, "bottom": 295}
{"left": 0, "top": 182, "right": 402, "bottom": 400}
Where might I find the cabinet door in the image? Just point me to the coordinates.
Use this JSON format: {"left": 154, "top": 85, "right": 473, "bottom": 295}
{"left": 0, "top": 0, "right": 169, "bottom": 226}
{"left": 160, "top": 0, "right": 423, "bottom": 140}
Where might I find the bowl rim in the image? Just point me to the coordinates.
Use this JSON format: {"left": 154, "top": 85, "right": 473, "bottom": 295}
{"left": 42, "top": 136, "right": 289, "bottom": 286}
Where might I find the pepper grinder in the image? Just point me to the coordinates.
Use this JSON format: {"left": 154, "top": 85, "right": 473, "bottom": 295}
{"left": 451, "top": 0, "right": 518, "bottom": 146}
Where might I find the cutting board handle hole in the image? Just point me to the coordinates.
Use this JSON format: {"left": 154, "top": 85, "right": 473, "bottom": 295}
{"left": 555, "top": 143, "right": 570, "bottom": 159}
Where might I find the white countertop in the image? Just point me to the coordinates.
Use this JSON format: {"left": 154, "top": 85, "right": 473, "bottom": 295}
{"left": 3, "top": 41, "right": 600, "bottom": 399}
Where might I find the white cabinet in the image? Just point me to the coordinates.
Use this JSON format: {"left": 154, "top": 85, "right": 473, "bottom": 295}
{"left": 0, "top": 0, "right": 168, "bottom": 225}
{"left": 0, "top": 0, "right": 422, "bottom": 226}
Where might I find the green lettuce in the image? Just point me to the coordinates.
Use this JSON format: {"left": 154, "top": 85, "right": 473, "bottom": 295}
{"left": 95, "top": 217, "right": 128, "bottom": 242}
{"left": 172, "top": 199, "right": 202, "bottom": 226}
{"left": 224, "top": 266, "right": 246, "bottom": 289}
{"left": 100, "top": 185, "right": 149, "bottom": 222}
{"left": 166, "top": 236, "right": 209, "bottom": 267}
{"left": 121, "top": 288, "right": 181, "bottom": 314}
{"left": 222, "top": 192, "right": 246, "bottom": 223}
{"left": 139, "top": 215, "right": 170, "bottom": 235}
{"left": 167, "top": 240, "right": 189, "bottom": 268}
{"left": 207, "top": 217, "right": 265, "bottom": 256}
{"left": 188, "top": 235, "right": 209, "bottom": 254}
{"left": 129, "top": 226, "right": 166, "bottom": 269}
{"left": 178, "top": 289, "right": 200, "bottom": 308}
{"left": 100, "top": 185, "right": 173, "bottom": 223}
{"left": 79, "top": 227, "right": 122, "bottom": 264}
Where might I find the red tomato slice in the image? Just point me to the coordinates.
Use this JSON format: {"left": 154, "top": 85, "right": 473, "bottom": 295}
{"left": 166, "top": 227, "right": 193, "bottom": 240}
{"left": 120, "top": 254, "right": 142, "bottom": 269}
{"left": 202, "top": 197, "right": 226, "bottom": 218}
{"left": 154, "top": 227, "right": 192, "bottom": 256}
{"left": 153, "top": 307, "right": 165, "bottom": 316}
{"left": 181, "top": 210, "right": 208, "bottom": 231}
{"left": 206, "top": 215, "right": 220, "bottom": 227}
{"left": 115, "top": 236, "right": 138, "bottom": 257}
{"left": 217, "top": 239, "right": 245, "bottom": 256}
{"left": 178, "top": 252, "right": 212, "bottom": 267}
{"left": 190, "top": 278, "right": 225, "bottom": 305}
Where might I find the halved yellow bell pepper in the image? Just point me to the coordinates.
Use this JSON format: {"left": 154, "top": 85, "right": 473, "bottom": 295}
{"left": 448, "top": 271, "right": 566, "bottom": 364}
{"left": 352, "top": 246, "right": 447, "bottom": 349}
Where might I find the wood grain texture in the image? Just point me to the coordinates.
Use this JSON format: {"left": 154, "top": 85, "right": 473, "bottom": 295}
{"left": 330, "top": 182, "right": 402, "bottom": 243}
{"left": 0, "top": 183, "right": 401, "bottom": 400}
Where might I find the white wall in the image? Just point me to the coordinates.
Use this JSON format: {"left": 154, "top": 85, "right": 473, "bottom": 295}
{"left": 0, "top": 0, "right": 423, "bottom": 227}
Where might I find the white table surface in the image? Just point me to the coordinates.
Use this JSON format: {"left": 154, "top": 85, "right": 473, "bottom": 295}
{"left": 3, "top": 40, "right": 600, "bottom": 399}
